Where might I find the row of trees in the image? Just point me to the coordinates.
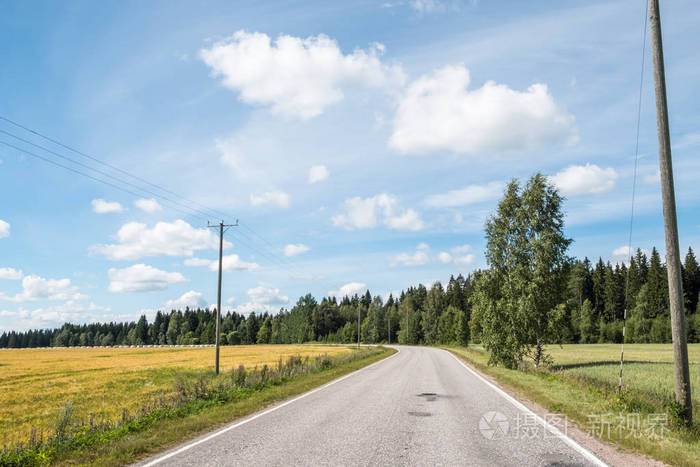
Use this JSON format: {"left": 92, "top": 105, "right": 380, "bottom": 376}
{"left": 1, "top": 246, "right": 698, "bottom": 351}
{"left": 2, "top": 176, "right": 699, "bottom": 354}
{"left": 0, "top": 274, "right": 472, "bottom": 349}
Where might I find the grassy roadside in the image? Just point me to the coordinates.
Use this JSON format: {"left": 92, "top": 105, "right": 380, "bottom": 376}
{"left": 446, "top": 346, "right": 699, "bottom": 466}
{"left": 9, "top": 347, "right": 394, "bottom": 466}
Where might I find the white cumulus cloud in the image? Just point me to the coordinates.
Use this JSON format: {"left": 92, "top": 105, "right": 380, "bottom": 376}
{"left": 0, "top": 268, "right": 23, "bottom": 280}
{"left": 200, "top": 31, "right": 404, "bottom": 119}
{"left": 108, "top": 264, "right": 186, "bottom": 293}
{"left": 332, "top": 193, "right": 425, "bottom": 231}
{"left": 438, "top": 252, "right": 453, "bottom": 264}
{"left": 451, "top": 245, "right": 471, "bottom": 254}
{"left": 424, "top": 181, "right": 504, "bottom": 208}
{"left": 0, "top": 220, "right": 9, "bottom": 239}
{"left": 91, "top": 199, "right": 124, "bottom": 214}
{"left": 183, "top": 257, "right": 212, "bottom": 267}
{"left": 328, "top": 282, "right": 367, "bottom": 298}
{"left": 184, "top": 254, "right": 260, "bottom": 272}
{"left": 0, "top": 275, "right": 87, "bottom": 302}
{"left": 391, "top": 243, "right": 431, "bottom": 267}
{"left": 308, "top": 165, "right": 330, "bottom": 183}
{"left": 453, "top": 254, "right": 475, "bottom": 266}
{"left": 216, "top": 254, "right": 260, "bottom": 272}
{"left": 231, "top": 286, "right": 290, "bottom": 315}
{"left": 134, "top": 198, "right": 163, "bottom": 213}
{"left": 164, "top": 290, "right": 208, "bottom": 310}
{"left": 284, "top": 244, "right": 310, "bottom": 257}
{"left": 246, "top": 286, "right": 289, "bottom": 305}
{"left": 611, "top": 246, "right": 650, "bottom": 265}
{"left": 250, "top": 190, "right": 290, "bottom": 208}
{"left": 389, "top": 65, "right": 577, "bottom": 155}
{"left": 91, "top": 220, "right": 223, "bottom": 260}
{"left": 550, "top": 163, "right": 618, "bottom": 196}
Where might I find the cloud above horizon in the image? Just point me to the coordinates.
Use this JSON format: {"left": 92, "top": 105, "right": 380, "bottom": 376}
{"left": 92, "top": 199, "right": 124, "bottom": 214}
{"left": 332, "top": 193, "right": 425, "bottom": 231}
{"left": 550, "top": 164, "right": 618, "bottom": 196}
{"left": 108, "top": 264, "right": 186, "bottom": 293}
{"left": 0, "top": 220, "right": 10, "bottom": 239}
{"left": 389, "top": 65, "right": 577, "bottom": 155}
{"left": 91, "top": 220, "right": 224, "bottom": 260}
{"left": 200, "top": 30, "right": 404, "bottom": 119}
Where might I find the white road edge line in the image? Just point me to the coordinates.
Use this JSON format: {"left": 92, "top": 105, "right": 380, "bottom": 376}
{"left": 447, "top": 350, "right": 608, "bottom": 467}
{"left": 140, "top": 348, "right": 401, "bottom": 467}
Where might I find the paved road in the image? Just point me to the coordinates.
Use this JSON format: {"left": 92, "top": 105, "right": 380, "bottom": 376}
{"left": 140, "top": 346, "right": 604, "bottom": 466}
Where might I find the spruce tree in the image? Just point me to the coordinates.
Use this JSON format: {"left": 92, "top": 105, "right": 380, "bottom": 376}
{"left": 683, "top": 247, "right": 700, "bottom": 313}
{"left": 647, "top": 248, "right": 669, "bottom": 319}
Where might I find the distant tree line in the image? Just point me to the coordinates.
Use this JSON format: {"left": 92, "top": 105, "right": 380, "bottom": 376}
{"left": 1, "top": 176, "right": 699, "bottom": 352}
{"left": 1, "top": 247, "right": 698, "bottom": 350}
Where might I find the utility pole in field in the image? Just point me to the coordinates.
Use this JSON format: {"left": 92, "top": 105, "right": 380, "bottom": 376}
{"left": 208, "top": 220, "right": 238, "bottom": 374}
{"left": 648, "top": 0, "right": 692, "bottom": 425}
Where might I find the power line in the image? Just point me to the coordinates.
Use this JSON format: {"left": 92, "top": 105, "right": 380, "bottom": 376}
{"left": 0, "top": 117, "right": 325, "bottom": 283}
{"left": 0, "top": 129, "right": 218, "bottom": 220}
{"left": 0, "top": 139, "right": 210, "bottom": 222}
{"left": 0, "top": 115, "right": 232, "bottom": 221}
{"left": 619, "top": 0, "right": 649, "bottom": 394}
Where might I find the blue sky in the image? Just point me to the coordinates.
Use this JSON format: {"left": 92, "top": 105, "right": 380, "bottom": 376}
{"left": 1, "top": 0, "right": 699, "bottom": 331}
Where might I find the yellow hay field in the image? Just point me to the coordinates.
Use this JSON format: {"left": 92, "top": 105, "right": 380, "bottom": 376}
{"left": 0, "top": 344, "right": 354, "bottom": 445}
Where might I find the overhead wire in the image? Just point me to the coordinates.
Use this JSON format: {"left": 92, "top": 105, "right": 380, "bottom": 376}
{"left": 0, "top": 119, "right": 310, "bottom": 280}
{"left": 0, "top": 116, "right": 233, "bottom": 221}
{"left": 0, "top": 129, "right": 217, "bottom": 220}
{"left": 618, "top": 0, "right": 649, "bottom": 393}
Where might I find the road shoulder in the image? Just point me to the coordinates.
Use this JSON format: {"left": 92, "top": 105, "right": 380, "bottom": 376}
{"left": 446, "top": 347, "right": 666, "bottom": 467}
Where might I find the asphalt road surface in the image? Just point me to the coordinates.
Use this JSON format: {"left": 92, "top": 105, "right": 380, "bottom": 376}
{"left": 140, "top": 346, "right": 605, "bottom": 467}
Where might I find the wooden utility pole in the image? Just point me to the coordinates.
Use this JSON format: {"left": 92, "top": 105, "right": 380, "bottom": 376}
{"left": 208, "top": 220, "right": 238, "bottom": 374}
{"left": 648, "top": 0, "right": 692, "bottom": 425}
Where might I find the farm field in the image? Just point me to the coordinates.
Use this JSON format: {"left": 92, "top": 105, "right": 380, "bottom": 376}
{"left": 0, "top": 344, "right": 355, "bottom": 446}
{"left": 450, "top": 343, "right": 700, "bottom": 465}
{"left": 546, "top": 343, "right": 700, "bottom": 408}
{"left": 469, "top": 343, "right": 700, "bottom": 408}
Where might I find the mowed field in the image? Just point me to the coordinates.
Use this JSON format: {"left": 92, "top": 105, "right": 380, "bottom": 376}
{"left": 470, "top": 343, "right": 700, "bottom": 415}
{"left": 548, "top": 343, "right": 700, "bottom": 407}
{"left": 0, "top": 345, "right": 355, "bottom": 445}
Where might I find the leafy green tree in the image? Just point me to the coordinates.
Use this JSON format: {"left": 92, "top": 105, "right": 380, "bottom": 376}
{"left": 422, "top": 282, "right": 444, "bottom": 344}
{"left": 476, "top": 175, "right": 571, "bottom": 368}
{"left": 227, "top": 330, "right": 241, "bottom": 345}
{"left": 454, "top": 306, "right": 469, "bottom": 346}
{"left": 437, "top": 305, "right": 456, "bottom": 344}
{"left": 257, "top": 317, "right": 271, "bottom": 344}
{"left": 398, "top": 295, "right": 421, "bottom": 344}
{"left": 166, "top": 312, "right": 181, "bottom": 344}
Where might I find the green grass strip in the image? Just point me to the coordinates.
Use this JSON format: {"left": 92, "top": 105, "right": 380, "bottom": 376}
{"left": 446, "top": 346, "right": 699, "bottom": 467}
